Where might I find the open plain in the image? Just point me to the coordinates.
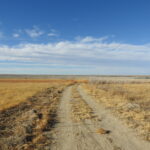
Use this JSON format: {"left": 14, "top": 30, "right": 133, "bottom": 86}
{"left": 0, "top": 76, "right": 149, "bottom": 150}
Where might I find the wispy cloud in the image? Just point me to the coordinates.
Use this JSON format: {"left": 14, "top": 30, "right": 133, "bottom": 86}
{"left": 47, "top": 33, "right": 58, "bottom": 37}
{"left": 12, "top": 33, "right": 20, "bottom": 38}
{"left": 76, "top": 36, "right": 109, "bottom": 43}
{"left": 0, "top": 26, "right": 59, "bottom": 40}
{"left": 47, "top": 29, "right": 59, "bottom": 37}
{"left": 0, "top": 36, "right": 150, "bottom": 74}
{"left": 0, "top": 36, "right": 150, "bottom": 63}
{"left": 25, "top": 26, "right": 44, "bottom": 38}
{"left": 0, "top": 31, "right": 4, "bottom": 39}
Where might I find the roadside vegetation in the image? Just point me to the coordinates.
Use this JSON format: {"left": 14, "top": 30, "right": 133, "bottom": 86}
{"left": 0, "top": 79, "right": 76, "bottom": 149}
{"left": 82, "top": 80, "right": 150, "bottom": 141}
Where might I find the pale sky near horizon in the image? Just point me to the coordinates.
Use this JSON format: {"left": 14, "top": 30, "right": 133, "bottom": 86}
{"left": 0, "top": 0, "right": 150, "bottom": 75}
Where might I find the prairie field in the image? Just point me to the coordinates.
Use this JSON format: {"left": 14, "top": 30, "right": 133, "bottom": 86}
{"left": 0, "top": 77, "right": 149, "bottom": 150}
{"left": 0, "top": 79, "right": 75, "bottom": 111}
{"left": 83, "top": 80, "right": 150, "bottom": 141}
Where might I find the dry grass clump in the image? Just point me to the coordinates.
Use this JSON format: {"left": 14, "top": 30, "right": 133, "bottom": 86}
{"left": 0, "top": 79, "right": 75, "bottom": 111}
{"left": 71, "top": 87, "right": 96, "bottom": 122}
{"left": 24, "top": 86, "right": 64, "bottom": 149}
{"left": 96, "top": 128, "right": 110, "bottom": 134}
{"left": 82, "top": 82, "right": 150, "bottom": 141}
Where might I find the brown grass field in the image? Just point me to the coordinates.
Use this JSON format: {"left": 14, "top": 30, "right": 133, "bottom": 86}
{"left": 0, "top": 77, "right": 149, "bottom": 149}
{"left": 0, "top": 79, "right": 76, "bottom": 111}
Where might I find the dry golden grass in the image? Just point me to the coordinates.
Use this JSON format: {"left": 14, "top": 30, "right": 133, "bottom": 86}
{"left": 83, "top": 81, "right": 150, "bottom": 141}
{"left": 0, "top": 79, "right": 75, "bottom": 111}
{"left": 0, "top": 84, "right": 65, "bottom": 150}
{"left": 0, "top": 78, "right": 88, "bottom": 149}
{"left": 23, "top": 86, "right": 65, "bottom": 149}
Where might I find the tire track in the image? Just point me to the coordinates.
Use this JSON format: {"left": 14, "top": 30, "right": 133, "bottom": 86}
{"left": 50, "top": 86, "right": 74, "bottom": 150}
{"left": 71, "top": 86, "right": 114, "bottom": 150}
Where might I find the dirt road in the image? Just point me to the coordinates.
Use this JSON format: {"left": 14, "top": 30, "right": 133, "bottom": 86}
{"left": 51, "top": 85, "right": 150, "bottom": 150}
{"left": 0, "top": 84, "right": 149, "bottom": 150}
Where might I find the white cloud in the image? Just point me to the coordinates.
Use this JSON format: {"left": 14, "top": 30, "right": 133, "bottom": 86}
{"left": 0, "top": 36, "right": 150, "bottom": 73}
{"left": 0, "top": 31, "right": 4, "bottom": 39}
{"left": 47, "top": 32, "right": 58, "bottom": 37}
{"left": 25, "top": 26, "right": 44, "bottom": 38}
{"left": 76, "top": 36, "right": 109, "bottom": 43}
{"left": 48, "top": 29, "right": 59, "bottom": 37}
{"left": 13, "top": 33, "right": 20, "bottom": 38}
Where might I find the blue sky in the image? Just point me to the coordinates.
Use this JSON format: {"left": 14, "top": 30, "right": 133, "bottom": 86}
{"left": 0, "top": 0, "right": 150, "bottom": 75}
